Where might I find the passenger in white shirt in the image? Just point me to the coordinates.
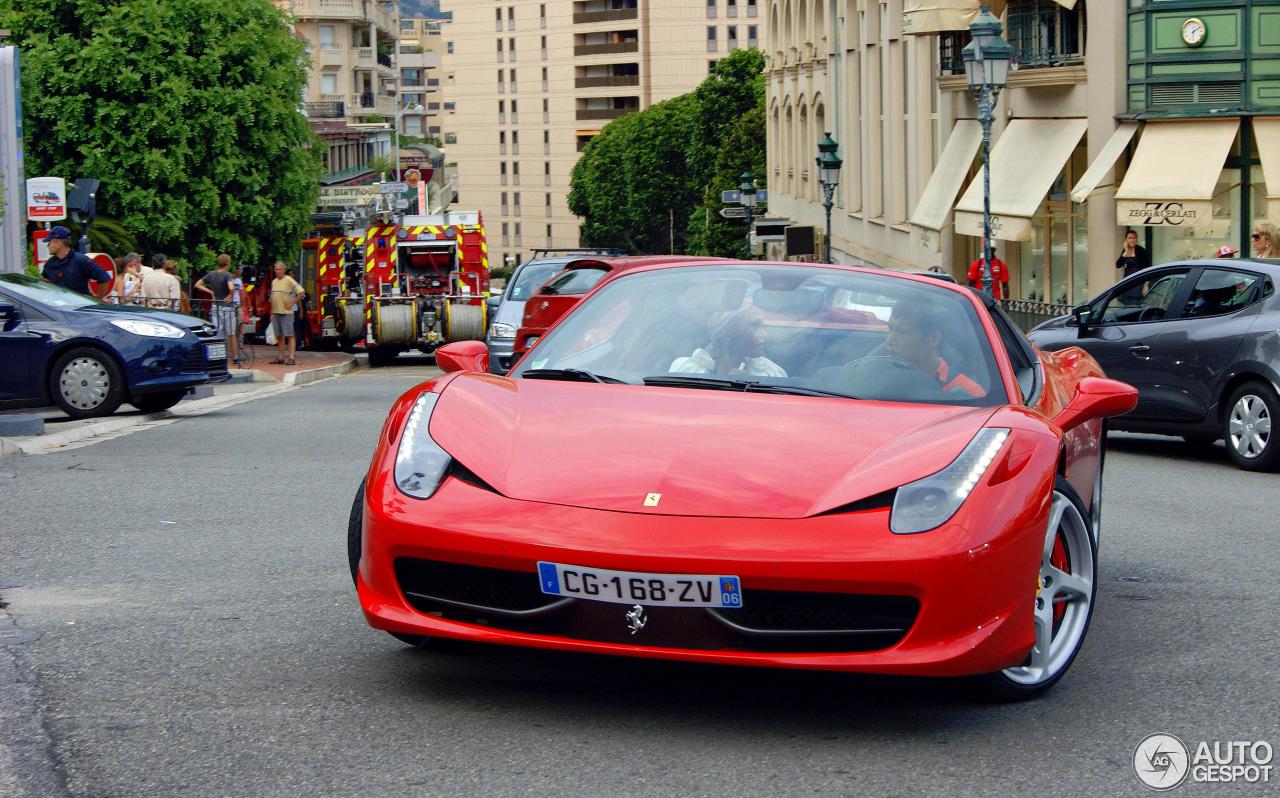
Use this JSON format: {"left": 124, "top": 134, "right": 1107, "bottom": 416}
{"left": 670, "top": 300, "right": 787, "bottom": 378}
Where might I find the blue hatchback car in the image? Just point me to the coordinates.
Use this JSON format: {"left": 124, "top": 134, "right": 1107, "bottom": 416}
{"left": 0, "top": 273, "right": 228, "bottom": 419}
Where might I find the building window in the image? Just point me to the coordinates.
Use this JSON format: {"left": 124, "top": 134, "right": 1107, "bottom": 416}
{"left": 447, "top": 41, "right": 454, "bottom": 54}
{"left": 1005, "top": 0, "right": 1085, "bottom": 69}
{"left": 514, "top": 192, "right": 522, "bottom": 214}
{"left": 443, "top": 101, "right": 455, "bottom": 111}
{"left": 707, "top": 26, "right": 718, "bottom": 52}
{"left": 514, "top": 222, "right": 522, "bottom": 245}
{"left": 318, "top": 24, "right": 335, "bottom": 47}
{"left": 497, "top": 38, "right": 504, "bottom": 62}
{"left": 510, "top": 67, "right": 517, "bottom": 90}
{"left": 728, "top": 26, "right": 738, "bottom": 48}
{"left": 747, "top": 25, "right": 757, "bottom": 45}
{"left": 707, "top": 0, "right": 716, "bottom": 19}
{"left": 708, "top": 59, "right": 718, "bottom": 73}
{"left": 498, "top": 69, "right": 505, "bottom": 92}
{"left": 509, "top": 38, "right": 517, "bottom": 59}
{"left": 508, "top": 6, "right": 515, "bottom": 30}
{"left": 445, "top": 132, "right": 457, "bottom": 144}
{"left": 320, "top": 73, "right": 337, "bottom": 94}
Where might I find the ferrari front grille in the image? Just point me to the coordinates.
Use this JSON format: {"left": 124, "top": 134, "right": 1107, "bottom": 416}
{"left": 393, "top": 558, "right": 917, "bottom": 653}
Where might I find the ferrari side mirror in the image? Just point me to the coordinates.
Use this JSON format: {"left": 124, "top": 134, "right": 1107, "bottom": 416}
{"left": 435, "top": 341, "right": 490, "bottom": 374}
{"left": 1053, "top": 376, "right": 1138, "bottom": 432}
{"left": 1072, "top": 306, "right": 1093, "bottom": 329}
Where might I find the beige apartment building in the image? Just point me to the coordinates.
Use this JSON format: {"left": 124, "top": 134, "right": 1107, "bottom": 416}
{"left": 440, "top": 0, "right": 759, "bottom": 267}
{"left": 277, "top": 0, "right": 400, "bottom": 185}
{"left": 769, "top": 0, "right": 1280, "bottom": 307}
{"left": 399, "top": 17, "right": 449, "bottom": 142}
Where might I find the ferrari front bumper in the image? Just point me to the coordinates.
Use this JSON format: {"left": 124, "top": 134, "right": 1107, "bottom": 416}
{"left": 357, "top": 472, "right": 1053, "bottom": 677}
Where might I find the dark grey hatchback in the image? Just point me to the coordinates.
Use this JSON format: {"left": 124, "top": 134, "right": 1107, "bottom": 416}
{"left": 1029, "top": 258, "right": 1280, "bottom": 471}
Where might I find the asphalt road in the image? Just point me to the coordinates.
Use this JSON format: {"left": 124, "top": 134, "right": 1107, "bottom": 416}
{"left": 1, "top": 360, "right": 1277, "bottom": 797}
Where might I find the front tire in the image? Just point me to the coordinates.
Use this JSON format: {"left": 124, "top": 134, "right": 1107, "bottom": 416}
{"left": 347, "top": 478, "right": 430, "bottom": 649}
{"left": 977, "top": 477, "right": 1097, "bottom": 700}
{"left": 1223, "top": 381, "right": 1280, "bottom": 471}
{"left": 131, "top": 390, "right": 186, "bottom": 414}
{"left": 50, "top": 347, "right": 124, "bottom": 419}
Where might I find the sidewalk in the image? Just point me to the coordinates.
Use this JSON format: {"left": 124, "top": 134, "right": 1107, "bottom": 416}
{"left": 0, "top": 352, "right": 355, "bottom": 456}
{"left": 230, "top": 350, "right": 355, "bottom": 386}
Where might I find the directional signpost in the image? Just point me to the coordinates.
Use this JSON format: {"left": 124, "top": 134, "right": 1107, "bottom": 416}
{"left": 379, "top": 182, "right": 408, "bottom": 194}
{"left": 719, "top": 206, "right": 747, "bottom": 219}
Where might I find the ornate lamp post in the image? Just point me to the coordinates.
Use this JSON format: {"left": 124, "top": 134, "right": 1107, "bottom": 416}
{"left": 739, "top": 171, "right": 758, "bottom": 259}
{"left": 961, "top": 4, "right": 1012, "bottom": 296}
{"left": 815, "top": 132, "right": 843, "bottom": 264}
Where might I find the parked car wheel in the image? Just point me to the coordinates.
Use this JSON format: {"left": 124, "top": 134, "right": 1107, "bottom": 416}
{"left": 49, "top": 347, "right": 124, "bottom": 419}
{"left": 131, "top": 390, "right": 186, "bottom": 414}
{"left": 1224, "top": 381, "right": 1280, "bottom": 471}
{"left": 976, "top": 477, "right": 1097, "bottom": 701}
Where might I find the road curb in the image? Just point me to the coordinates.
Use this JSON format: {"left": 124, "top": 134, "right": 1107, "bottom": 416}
{"left": 0, "top": 383, "right": 296, "bottom": 457}
{"left": 283, "top": 355, "right": 356, "bottom": 386}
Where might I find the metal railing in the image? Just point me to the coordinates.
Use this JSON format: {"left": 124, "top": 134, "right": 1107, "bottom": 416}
{"left": 306, "top": 101, "right": 345, "bottom": 118}
{"left": 1006, "top": 0, "right": 1085, "bottom": 70}
{"left": 997, "top": 298, "right": 1072, "bottom": 333}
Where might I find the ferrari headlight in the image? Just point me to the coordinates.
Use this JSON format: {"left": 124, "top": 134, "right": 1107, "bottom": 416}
{"left": 488, "top": 322, "right": 516, "bottom": 340}
{"left": 890, "top": 428, "right": 1010, "bottom": 535}
{"left": 394, "top": 393, "right": 451, "bottom": 499}
{"left": 111, "top": 319, "right": 185, "bottom": 338}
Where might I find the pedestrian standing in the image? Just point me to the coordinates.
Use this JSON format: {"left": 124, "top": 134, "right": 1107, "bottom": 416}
{"left": 230, "top": 265, "right": 248, "bottom": 365}
{"left": 110, "top": 255, "right": 143, "bottom": 304}
{"left": 196, "top": 254, "right": 239, "bottom": 364}
{"left": 1116, "top": 229, "right": 1151, "bottom": 277}
{"left": 269, "top": 260, "right": 305, "bottom": 365}
{"left": 966, "top": 247, "right": 1010, "bottom": 299}
{"left": 142, "top": 255, "right": 180, "bottom": 309}
{"left": 40, "top": 226, "right": 110, "bottom": 295}
{"left": 1251, "top": 223, "right": 1280, "bottom": 258}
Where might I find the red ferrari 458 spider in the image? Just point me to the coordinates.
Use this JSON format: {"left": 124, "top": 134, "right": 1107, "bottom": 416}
{"left": 351, "top": 260, "right": 1137, "bottom": 699}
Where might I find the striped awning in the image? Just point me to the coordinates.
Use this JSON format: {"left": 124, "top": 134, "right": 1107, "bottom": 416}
{"left": 901, "top": 1, "right": 1077, "bottom": 36}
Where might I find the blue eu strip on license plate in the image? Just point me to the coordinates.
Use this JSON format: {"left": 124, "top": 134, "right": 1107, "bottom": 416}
{"left": 537, "top": 562, "right": 743, "bottom": 608}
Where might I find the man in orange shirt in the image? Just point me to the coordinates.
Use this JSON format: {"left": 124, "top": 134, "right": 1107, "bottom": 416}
{"left": 886, "top": 301, "right": 985, "bottom": 397}
{"left": 967, "top": 247, "right": 1009, "bottom": 299}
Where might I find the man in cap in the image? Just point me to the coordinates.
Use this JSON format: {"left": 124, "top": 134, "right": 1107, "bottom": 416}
{"left": 41, "top": 226, "right": 110, "bottom": 295}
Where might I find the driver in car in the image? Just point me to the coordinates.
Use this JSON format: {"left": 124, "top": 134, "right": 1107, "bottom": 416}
{"left": 886, "top": 301, "right": 984, "bottom": 398}
{"left": 670, "top": 300, "right": 787, "bottom": 377}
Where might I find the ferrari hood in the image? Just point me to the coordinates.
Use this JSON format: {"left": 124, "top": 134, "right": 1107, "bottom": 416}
{"left": 429, "top": 374, "right": 999, "bottom": 519}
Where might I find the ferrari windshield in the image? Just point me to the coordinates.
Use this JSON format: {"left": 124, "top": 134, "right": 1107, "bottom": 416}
{"left": 512, "top": 265, "right": 1008, "bottom": 406}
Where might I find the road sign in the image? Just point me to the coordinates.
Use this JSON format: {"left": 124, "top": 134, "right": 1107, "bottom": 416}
{"left": 26, "top": 176, "right": 66, "bottom": 221}
{"left": 394, "top": 198, "right": 410, "bottom": 210}
{"left": 757, "top": 190, "right": 768, "bottom": 204}
{"left": 380, "top": 182, "right": 408, "bottom": 194}
{"left": 317, "top": 185, "right": 380, "bottom": 207}
{"left": 719, "top": 206, "right": 748, "bottom": 219}
{"left": 721, "top": 189, "right": 741, "bottom": 205}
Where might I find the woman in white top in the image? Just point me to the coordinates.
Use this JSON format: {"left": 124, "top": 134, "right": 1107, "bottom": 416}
{"left": 670, "top": 300, "right": 787, "bottom": 377}
{"left": 110, "top": 256, "right": 143, "bottom": 305}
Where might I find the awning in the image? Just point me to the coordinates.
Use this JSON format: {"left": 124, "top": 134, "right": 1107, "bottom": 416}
{"left": 953, "top": 118, "right": 1088, "bottom": 242}
{"left": 1069, "top": 122, "right": 1139, "bottom": 203}
{"left": 1253, "top": 117, "right": 1280, "bottom": 224}
{"left": 901, "top": 1, "right": 1006, "bottom": 36}
{"left": 1114, "top": 119, "right": 1239, "bottom": 227}
{"left": 909, "top": 120, "right": 982, "bottom": 233}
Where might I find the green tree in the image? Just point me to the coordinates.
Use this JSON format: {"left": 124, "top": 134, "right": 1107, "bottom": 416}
{"left": 568, "top": 48, "right": 764, "bottom": 256}
{"left": 0, "top": 0, "right": 322, "bottom": 268}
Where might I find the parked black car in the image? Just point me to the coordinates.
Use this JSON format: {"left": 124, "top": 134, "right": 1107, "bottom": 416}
{"left": 0, "top": 274, "right": 228, "bottom": 419}
{"left": 1029, "top": 258, "right": 1280, "bottom": 471}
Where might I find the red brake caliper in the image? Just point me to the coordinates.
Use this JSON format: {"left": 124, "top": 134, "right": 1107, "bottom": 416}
{"left": 1050, "top": 534, "right": 1070, "bottom": 628}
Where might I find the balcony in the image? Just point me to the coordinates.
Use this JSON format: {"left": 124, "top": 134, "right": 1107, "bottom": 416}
{"left": 574, "top": 41, "right": 639, "bottom": 56}
{"left": 306, "top": 101, "right": 346, "bottom": 118}
{"left": 317, "top": 44, "right": 346, "bottom": 67}
{"left": 573, "top": 9, "right": 638, "bottom": 24}
{"left": 574, "top": 74, "right": 640, "bottom": 88}
{"left": 377, "top": 52, "right": 393, "bottom": 69}
{"left": 355, "top": 47, "right": 374, "bottom": 67}
{"left": 575, "top": 107, "right": 634, "bottom": 120}
{"left": 351, "top": 92, "right": 395, "bottom": 117}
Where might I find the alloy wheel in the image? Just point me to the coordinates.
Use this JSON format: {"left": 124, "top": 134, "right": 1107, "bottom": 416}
{"left": 59, "top": 357, "right": 110, "bottom": 411}
{"left": 1001, "top": 493, "right": 1094, "bottom": 686}
{"left": 1228, "top": 394, "right": 1271, "bottom": 460}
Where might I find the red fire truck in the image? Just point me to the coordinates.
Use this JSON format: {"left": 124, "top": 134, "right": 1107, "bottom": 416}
{"left": 250, "top": 210, "right": 491, "bottom": 365}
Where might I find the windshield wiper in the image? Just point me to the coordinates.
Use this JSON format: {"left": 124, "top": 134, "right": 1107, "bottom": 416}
{"left": 521, "top": 368, "right": 626, "bottom": 384}
{"left": 643, "top": 375, "right": 856, "bottom": 399}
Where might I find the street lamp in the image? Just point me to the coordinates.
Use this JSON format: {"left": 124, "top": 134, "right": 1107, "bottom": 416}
{"left": 739, "top": 171, "right": 758, "bottom": 259}
{"left": 815, "top": 132, "right": 843, "bottom": 264}
{"left": 961, "top": 4, "right": 1013, "bottom": 296}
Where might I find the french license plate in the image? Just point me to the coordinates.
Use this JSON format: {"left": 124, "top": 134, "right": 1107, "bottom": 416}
{"left": 537, "top": 562, "right": 743, "bottom": 608}
{"left": 206, "top": 343, "right": 226, "bottom": 360}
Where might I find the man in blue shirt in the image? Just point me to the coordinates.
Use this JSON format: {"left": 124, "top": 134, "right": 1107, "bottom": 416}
{"left": 41, "top": 226, "right": 109, "bottom": 295}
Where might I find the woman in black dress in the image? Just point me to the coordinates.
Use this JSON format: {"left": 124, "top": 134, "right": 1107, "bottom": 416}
{"left": 1116, "top": 229, "right": 1151, "bottom": 277}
